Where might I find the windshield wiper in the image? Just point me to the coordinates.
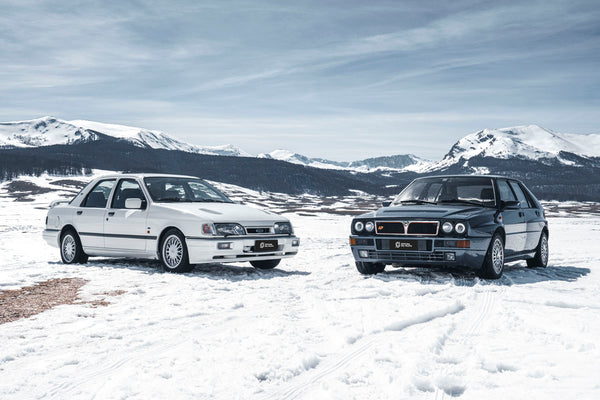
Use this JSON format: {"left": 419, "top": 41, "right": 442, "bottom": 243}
{"left": 437, "top": 199, "right": 484, "bottom": 206}
{"left": 193, "top": 199, "right": 229, "bottom": 203}
{"left": 399, "top": 200, "right": 437, "bottom": 205}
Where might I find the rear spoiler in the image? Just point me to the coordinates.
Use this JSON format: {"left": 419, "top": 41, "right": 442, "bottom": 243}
{"left": 49, "top": 200, "right": 69, "bottom": 208}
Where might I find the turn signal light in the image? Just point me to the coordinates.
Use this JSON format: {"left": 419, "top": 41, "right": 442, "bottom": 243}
{"left": 350, "top": 238, "right": 357, "bottom": 245}
{"left": 457, "top": 240, "right": 470, "bottom": 248}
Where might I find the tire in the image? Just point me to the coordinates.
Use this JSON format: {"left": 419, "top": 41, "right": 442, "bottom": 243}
{"left": 527, "top": 231, "right": 549, "bottom": 268}
{"left": 355, "top": 261, "right": 385, "bottom": 275}
{"left": 159, "top": 229, "right": 192, "bottom": 273}
{"left": 250, "top": 259, "right": 281, "bottom": 269}
{"left": 479, "top": 233, "right": 504, "bottom": 279}
{"left": 60, "top": 229, "right": 88, "bottom": 264}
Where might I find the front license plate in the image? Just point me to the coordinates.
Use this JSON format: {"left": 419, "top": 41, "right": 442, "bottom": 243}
{"left": 254, "top": 240, "right": 278, "bottom": 252}
{"left": 389, "top": 239, "right": 419, "bottom": 251}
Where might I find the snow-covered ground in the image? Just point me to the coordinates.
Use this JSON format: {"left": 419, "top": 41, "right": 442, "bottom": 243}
{"left": 1, "top": 175, "right": 599, "bottom": 399}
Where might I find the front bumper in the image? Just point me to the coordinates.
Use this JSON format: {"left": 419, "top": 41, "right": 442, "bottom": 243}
{"left": 185, "top": 235, "right": 300, "bottom": 264}
{"left": 349, "top": 235, "right": 490, "bottom": 270}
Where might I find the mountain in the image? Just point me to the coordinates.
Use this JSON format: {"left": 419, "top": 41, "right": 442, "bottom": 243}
{"left": 430, "top": 125, "right": 600, "bottom": 171}
{"left": 258, "top": 149, "right": 430, "bottom": 172}
{"left": 0, "top": 116, "right": 250, "bottom": 157}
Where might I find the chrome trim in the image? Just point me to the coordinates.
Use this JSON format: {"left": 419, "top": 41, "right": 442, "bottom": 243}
{"left": 375, "top": 220, "right": 439, "bottom": 236}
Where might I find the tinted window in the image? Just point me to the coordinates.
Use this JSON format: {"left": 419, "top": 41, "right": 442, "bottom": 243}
{"left": 144, "top": 177, "right": 232, "bottom": 203}
{"left": 508, "top": 181, "right": 531, "bottom": 208}
{"left": 497, "top": 180, "right": 517, "bottom": 202}
{"left": 111, "top": 179, "right": 146, "bottom": 209}
{"left": 82, "top": 179, "right": 115, "bottom": 208}
{"left": 393, "top": 177, "right": 496, "bottom": 207}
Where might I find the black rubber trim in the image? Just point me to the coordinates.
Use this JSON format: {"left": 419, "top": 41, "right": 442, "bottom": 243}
{"left": 186, "top": 235, "right": 296, "bottom": 241}
{"left": 79, "top": 232, "right": 157, "bottom": 240}
{"left": 44, "top": 229, "right": 60, "bottom": 232}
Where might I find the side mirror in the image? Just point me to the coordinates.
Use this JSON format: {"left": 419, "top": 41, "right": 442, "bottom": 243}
{"left": 382, "top": 201, "right": 392, "bottom": 207}
{"left": 125, "top": 198, "right": 143, "bottom": 209}
{"left": 501, "top": 200, "right": 520, "bottom": 210}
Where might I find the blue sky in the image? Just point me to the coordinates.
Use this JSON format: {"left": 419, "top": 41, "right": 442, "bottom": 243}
{"left": 1, "top": 0, "right": 599, "bottom": 160}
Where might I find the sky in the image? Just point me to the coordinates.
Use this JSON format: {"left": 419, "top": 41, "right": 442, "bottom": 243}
{"left": 1, "top": 0, "right": 599, "bottom": 161}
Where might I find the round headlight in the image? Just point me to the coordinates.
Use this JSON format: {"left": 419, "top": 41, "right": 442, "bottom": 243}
{"left": 365, "top": 221, "right": 374, "bottom": 232}
{"left": 442, "top": 222, "right": 453, "bottom": 233}
{"left": 354, "top": 221, "right": 364, "bottom": 232}
{"left": 455, "top": 223, "right": 466, "bottom": 234}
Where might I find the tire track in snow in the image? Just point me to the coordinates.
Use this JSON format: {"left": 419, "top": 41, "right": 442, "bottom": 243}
{"left": 261, "top": 302, "right": 465, "bottom": 400}
{"left": 431, "top": 283, "right": 500, "bottom": 399}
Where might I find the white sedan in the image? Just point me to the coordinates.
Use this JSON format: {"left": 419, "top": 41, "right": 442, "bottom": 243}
{"left": 43, "top": 174, "right": 300, "bottom": 272}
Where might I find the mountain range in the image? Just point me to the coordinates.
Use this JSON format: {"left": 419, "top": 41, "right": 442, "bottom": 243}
{"left": 1, "top": 117, "right": 599, "bottom": 200}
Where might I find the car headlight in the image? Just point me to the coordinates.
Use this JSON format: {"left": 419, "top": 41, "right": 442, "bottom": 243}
{"left": 214, "top": 223, "right": 246, "bottom": 236}
{"left": 274, "top": 222, "right": 293, "bottom": 234}
{"left": 365, "top": 221, "right": 374, "bottom": 232}
{"left": 442, "top": 222, "right": 453, "bottom": 233}
{"left": 455, "top": 223, "right": 466, "bottom": 234}
{"left": 354, "top": 221, "right": 364, "bottom": 232}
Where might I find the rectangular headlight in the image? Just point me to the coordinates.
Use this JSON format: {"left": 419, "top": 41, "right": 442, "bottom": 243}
{"left": 214, "top": 223, "right": 246, "bottom": 236}
{"left": 274, "top": 222, "right": 293, "bottom": 234}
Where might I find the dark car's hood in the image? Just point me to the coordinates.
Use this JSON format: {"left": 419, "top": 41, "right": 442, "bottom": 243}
{"left": 358, "top": 204, "right": 494, "bottom": 220}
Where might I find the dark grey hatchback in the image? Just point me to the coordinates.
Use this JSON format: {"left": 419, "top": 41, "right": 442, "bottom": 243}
{"left": 349, "top": 175, "right": 549, "bottom": 279}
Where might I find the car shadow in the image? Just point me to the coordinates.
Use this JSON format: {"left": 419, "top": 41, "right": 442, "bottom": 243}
{"left": 51, "top": 258, "right": 310, "bottom": 281}
{"left": 375, "top": 263, "right": 590, "bottom": 286}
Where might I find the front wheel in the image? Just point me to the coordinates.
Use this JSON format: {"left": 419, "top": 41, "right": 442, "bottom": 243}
{"left": 60, "top": 229, "right": 88, "bottom": 264}
{"left": 479, "top": 233, "right": 504, "bottom": 279}
{"left": 160, "top": 229, "right": 192, "bottom": 273}
{"left": 250, "top": 259, "right": 281, "bottom": 269}
{"left": 527, "top": 231, "right": 549, "bottom": 268}
{"left": 356, "top": 261, "right": 385, "bottom": 275}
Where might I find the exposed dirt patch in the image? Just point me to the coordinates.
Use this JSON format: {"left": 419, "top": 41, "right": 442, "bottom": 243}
{"left": 0, "top": 278, "right": 88, "bottom": 325}
{"left": 49, "top": 179, "right": 88, "bottom": 189}
{"left": 6, "top": 180, "right": 56, "bottom": 195}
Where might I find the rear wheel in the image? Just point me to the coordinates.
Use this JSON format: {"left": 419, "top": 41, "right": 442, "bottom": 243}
{"left": 479, "top": 233, "right": 504, "bottom": 279}
{"left": 527, "top": 232, "right": 549, "bottom": 268}
{"left": 356, "top": 261, "right": 385, "bottom": 275}
{"left": 160, "top": 229, "right": 192, "bottom": 273}
{"left": 60, "top": 229, "right": 88, "bottom": 264}
{"left": 250, "top": 259, "right": 281, "bottom": 269}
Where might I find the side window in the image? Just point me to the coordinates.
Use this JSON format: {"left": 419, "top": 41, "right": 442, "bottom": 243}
{"left": 82, "top": 179, "right": 116, "bottom": 208}
{"left": 497, "top": 180, "right": 517, "bottom": 202}
{"left": 111, "top": 179, "right": 146, "bottom": 209}
{"left": 508, "top": 181, "right": 531, "bottom": 208}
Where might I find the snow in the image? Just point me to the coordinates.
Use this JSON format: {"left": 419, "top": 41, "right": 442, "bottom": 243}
{"left": 0, "top": 116, "right": 250, "bottom": 157}
{"left": 429, "top": 125, "right": 600, "bottom": 171}
{"left": 1, "top": 174, "right": 599, "bottom": 399}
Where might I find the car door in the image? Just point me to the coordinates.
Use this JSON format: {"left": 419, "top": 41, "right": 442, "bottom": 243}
{"left": 510, "top": 181, "right": 542, "bottom": 251}
{"left": 104, "top": 178, "right": 150, "bottom": 253}
{"left": 497, "top": 179, "right": 527, "bottom": 255}
{"left": 76, "top": 179, "right": 116, "bottom": 250}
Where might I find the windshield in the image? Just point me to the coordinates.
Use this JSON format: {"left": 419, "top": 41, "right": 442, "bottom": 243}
{"left": 392, "top": 177, "right": 496, "bottom": 207}
{"left": 144, "top": 177, "right": 233, "bottom": 203}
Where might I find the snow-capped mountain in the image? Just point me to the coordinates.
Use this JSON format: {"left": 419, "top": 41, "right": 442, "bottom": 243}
{"left": 0, "top": 116, "right": 250, "bottom": 157}
{"left": 430, "top": 125, "right": 600, "bottom": 171}
{"left": 258, "top": 149, "right": 430, "bottom": 172}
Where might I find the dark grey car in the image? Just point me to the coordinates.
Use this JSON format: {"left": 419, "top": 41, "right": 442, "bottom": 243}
{"left": 349, "top": 175, "right": 549, "bottom": 279}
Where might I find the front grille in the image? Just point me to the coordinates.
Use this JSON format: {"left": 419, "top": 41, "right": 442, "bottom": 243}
{"left": 368, "top": 250, "right": 445, "bottom": 262}
{"left": 376, "top": 221, "right": 404, "bottom": 235}
{"left": 246, "top": 227, "right": 272, "bottom": 234}
{"left": 407, "top": 222, "right": 439, "bottom": 235}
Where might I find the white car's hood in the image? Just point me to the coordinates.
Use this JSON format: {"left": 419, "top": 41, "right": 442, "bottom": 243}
{"left": 154, "top": 202, "right": 286, "bottom": 224}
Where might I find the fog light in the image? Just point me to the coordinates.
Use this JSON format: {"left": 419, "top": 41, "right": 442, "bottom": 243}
{"left": 445, "top": 252, "right": 456, "bottom": 261}
{"left": 359, "top": 250, "right": 369, "bottom": 258}
{"left": 217, "top": 242, "right": 232, "bottom": 250}
{"left": 292, "top": 239, "right": 300, "bottom": 247}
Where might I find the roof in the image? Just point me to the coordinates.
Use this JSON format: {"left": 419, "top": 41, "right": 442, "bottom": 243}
{"left": 92, "top": 173, "right": 200, "bottom": 180}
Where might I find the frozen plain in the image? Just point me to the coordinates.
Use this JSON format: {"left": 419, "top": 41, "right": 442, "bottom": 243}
{"left": 1, "top": 176, "right": 599, "bottom": 400}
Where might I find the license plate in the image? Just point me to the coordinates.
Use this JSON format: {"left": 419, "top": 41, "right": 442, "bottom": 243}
{"left": 254, "top": 240, "right": 278, "bottom": 252}
{"left": 389, "top": 239, "right": 419, "bottom": 251}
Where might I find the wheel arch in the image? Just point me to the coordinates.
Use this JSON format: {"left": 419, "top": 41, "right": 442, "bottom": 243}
{"left": 493, "top": 226, "right": 505, "bottom": 243}
{"left": 156, "top": 226, "right": 186, "bottom": 255}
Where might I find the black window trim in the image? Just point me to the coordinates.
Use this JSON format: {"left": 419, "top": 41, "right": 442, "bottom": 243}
{"left": 110, "top": 178, "right": 148, "bottom": 210}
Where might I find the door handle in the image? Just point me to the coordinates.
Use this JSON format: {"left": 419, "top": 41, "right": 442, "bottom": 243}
{"left": 76, "top": 210, "right": 82, "bottom": 215}
{"left": 108, "top": 212, "right": 115, "bottom": 217}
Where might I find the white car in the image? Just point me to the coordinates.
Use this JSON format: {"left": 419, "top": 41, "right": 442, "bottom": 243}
{"left": 43, "top": 174, "right": 300, "bottom": 272}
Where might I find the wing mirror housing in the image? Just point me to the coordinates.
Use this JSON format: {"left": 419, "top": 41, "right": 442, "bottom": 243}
{"left": 501, "top": 200, "right": 520, "bottom": 210}
{"left": 382, "top": 201, "right": 392, "bottom": 207}
{"left": 125, "top": 198, "right": 143, "bottom": 209}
